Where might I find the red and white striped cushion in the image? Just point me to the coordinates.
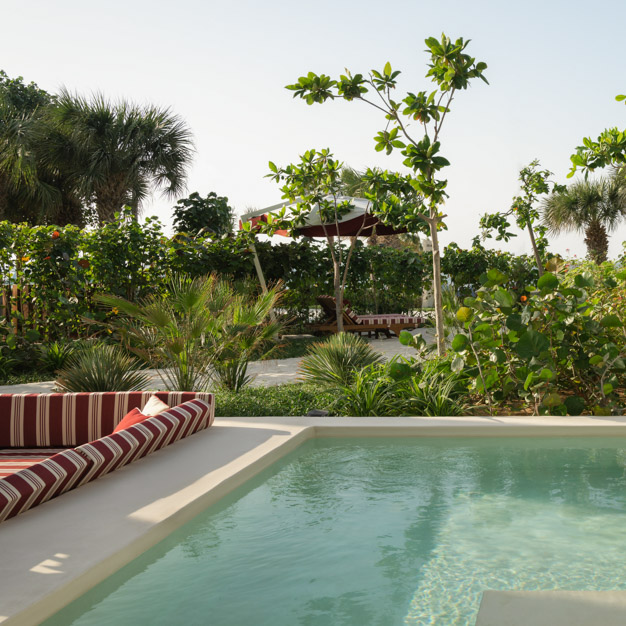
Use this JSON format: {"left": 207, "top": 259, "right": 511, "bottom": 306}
{"left": 0, "top": 449, "right": 91, "bottom": 522}
{"left": 74, "top": 428, "right": 147, "bottom": 486}
{"left": 73, "top": 399, "right": 212, "bottom": 488}
{"left": 0, "top": 448, "right": 66, "bottom": 477}
{"left": 0, "top": 392, "right": 214, "bottom": 447}
{"left": 356, "top": 314, "right": 422, "bottom": 325}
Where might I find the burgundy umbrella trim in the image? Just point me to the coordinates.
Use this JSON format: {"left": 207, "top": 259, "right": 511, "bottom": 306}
{"left": 295, "top": 213, "right": 405, "bottom": 237}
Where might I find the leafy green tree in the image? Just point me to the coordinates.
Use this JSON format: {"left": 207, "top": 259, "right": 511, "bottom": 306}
{"left": 259, "top": 148, "right": 366, "bottom": 332}
{"left": 569, "top": 94, "right": 626, "bottom": 177}
{"left": 476, "top": 160, "right": 564, "bottom": 275}
{"left": 542, "top": 176, "right": 626, "bottom": 263}
{"left": 44, "top": 90, "right": 194, "bottom": 224}
{"left": 285, "top": 34, "right": 488, "bottom": 355}
{"left": 172, "top": 191, "right": 234, "bottom": 237}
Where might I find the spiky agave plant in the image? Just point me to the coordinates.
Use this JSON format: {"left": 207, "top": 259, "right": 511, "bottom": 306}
{"left": 55, "top": 343, "right": 151, "bottom": 392}
{"left": 298, "top": 332, "right": 384, "bottom": 387}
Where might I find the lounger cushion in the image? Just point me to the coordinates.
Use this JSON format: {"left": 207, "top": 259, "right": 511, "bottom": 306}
{"left": 0, "top": 449, "right": 91, "bottom": 522}
{"left": 0, "top": 448, "right": 66, "bottom": 477}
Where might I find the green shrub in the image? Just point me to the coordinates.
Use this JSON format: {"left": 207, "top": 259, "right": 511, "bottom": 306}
{"left": 56, "top": 343, "right": 151, "bottom": 392}
{"left": 39, "top": 341, "right": 76, "bottom": 374}
{"left": 448, "top": 267, "right": 626, "bottom": 415}
{"left": 333, "top": 363, "right": 404, "bottom": 416}
{"left": 399, "top": 366, "right": 470, "bottom": 416}
{"left": 215, "top": 383, "right": 335, "bottom": 417}
{"left": 298, "top": 333, "right": 384, "bottom": 387}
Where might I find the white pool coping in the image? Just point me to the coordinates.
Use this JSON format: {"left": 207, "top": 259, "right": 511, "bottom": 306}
{"left": 2, "top": 415, "right": 626, "bottom": 625}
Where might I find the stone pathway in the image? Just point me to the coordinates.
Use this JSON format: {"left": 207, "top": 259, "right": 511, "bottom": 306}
{"left": 0, "top": 328, "right": 436, "bottom": 393}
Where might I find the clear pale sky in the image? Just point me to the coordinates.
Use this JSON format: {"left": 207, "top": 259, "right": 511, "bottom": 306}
{"left": 3, "top": 0, "right": 626, "bottom": 258}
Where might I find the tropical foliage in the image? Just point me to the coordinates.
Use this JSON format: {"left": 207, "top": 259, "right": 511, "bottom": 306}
{"left": 542, "top": 176, "right": 626, "bottom": 263}
{"left": 477, "top": 160, "right": 565, "bottom": 274}
{"left": 172, "top": 191, "right": 235, "bottom": 237}
{"left": 0, "top": 71, "right": 193, "bottom": 226}
{"left": 298, "top": 333, "right": 384, "bottom": 387}
{"left": 56, "top": 343, "right": 151, "bottom": 392}
{"left": 97, "top": 274, "right": 282, "bottom": 392}
{"left": 448, "top": 266, "right": 626, "bottom": 415}
{"left": 285, "top": 34, "right": 489, "bottom": 355}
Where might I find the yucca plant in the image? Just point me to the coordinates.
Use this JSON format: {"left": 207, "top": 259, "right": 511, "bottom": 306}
{"left": 334, "top": 363, "right": 404, "bottom": 416}
{"left": 39, "top": 341, "right": 76, "bottom": 374}
{"left": 298, "top": 332, "right": 384, "bottom": 387}
{"left": 399, "top": 365, "right": 469, "bottom": 417}
{"left": 55, "top": 343, "right": 151, "bottom": 392}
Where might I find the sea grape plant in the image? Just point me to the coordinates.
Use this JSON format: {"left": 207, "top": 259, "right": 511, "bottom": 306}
{"left": 449, "top": 268, "right": 626, "bottom": 416}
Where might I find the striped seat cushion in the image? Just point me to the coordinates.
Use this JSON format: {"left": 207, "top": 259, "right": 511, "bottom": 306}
{"left": 0, "top": 449, "right": 91, "bottom": 522}
{"left": 0, "top": 448, "right": 67, "bottom": 477}
{"left": 74, "top": 399, "right": 213, "bottom": 487}
{"left": 0, "top": 391, "right": 215, "bottom": 447}
{"left": 356, "top": 314, "right": 422, "bottom": 325}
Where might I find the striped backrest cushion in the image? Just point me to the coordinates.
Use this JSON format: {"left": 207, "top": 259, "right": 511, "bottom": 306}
{"left": 0, "top": 449, "right": 91, "bottom": 523}
{"left": 0, "top": 392, "right": 215, "bottom": 447}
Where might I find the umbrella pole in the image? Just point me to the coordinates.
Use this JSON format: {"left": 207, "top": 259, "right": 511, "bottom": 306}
{"left": 250, "top": 241, "right": 277, "bottom": 323}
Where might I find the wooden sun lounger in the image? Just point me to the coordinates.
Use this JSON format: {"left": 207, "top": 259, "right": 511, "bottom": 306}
{"left": 311, "top": 296, "right": 423, "bottom": 338}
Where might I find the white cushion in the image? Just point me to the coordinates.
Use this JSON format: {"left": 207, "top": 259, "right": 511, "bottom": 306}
{"left": 142, "top": 395, "right": 170, "bottom": 416}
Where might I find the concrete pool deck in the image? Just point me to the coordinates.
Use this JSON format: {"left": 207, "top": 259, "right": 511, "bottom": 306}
{"left": 3, "top": 415, "right": 626, "bottom": 625}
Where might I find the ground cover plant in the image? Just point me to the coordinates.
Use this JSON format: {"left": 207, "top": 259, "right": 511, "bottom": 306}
{"left": 215, "top": 383, "right": 336, "bottom": 417}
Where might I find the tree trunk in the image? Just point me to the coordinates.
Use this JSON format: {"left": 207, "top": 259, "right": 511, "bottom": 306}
{"left": 526, "top": 222, "right": 544, "bottom": 277}
{"left": 429, "top": 217, "right": 445, "bottom": 356}
{"left": 334, "top": 259, "right": 343, "bottom": 333}
{"left": 584, "top": 220, "right": 609, "bottom": 264}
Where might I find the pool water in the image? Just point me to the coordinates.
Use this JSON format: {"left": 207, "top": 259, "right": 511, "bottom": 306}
{"left": 45, "top": 437, "right": 626, "bottom": 625}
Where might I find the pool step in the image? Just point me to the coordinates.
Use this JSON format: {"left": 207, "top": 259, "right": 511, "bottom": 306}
{"left": 476, "top": 590, "right": 626, "bottom": 626}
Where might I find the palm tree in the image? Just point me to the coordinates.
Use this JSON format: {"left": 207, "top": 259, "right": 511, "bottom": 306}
{"left": 44, "top": 91, "right": 194, "bottom": 224}
{"left": 542, "top": 176, "right": 626, "bottom": 263}
{"left": 97, "top": 274, "right": 282, "bottom": 392}
{"left": 0, "top": 100, "right": 88, "bottom": 226}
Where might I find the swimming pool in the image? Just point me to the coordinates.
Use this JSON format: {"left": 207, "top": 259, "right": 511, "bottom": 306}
{"left": 44, "top": 437, "right": 626, "bottom": 625}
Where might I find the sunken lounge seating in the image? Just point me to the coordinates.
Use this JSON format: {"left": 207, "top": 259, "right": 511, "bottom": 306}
{"left": 0, "top": 391, "right": 214, "bottom": 523}
{"left": 312, "top": 295, "right": 423, "bottom": 338}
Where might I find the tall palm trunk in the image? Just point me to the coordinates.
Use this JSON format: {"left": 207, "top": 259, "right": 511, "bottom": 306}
{"left": 584, "top": 220, "right": 609, "bottom": 263}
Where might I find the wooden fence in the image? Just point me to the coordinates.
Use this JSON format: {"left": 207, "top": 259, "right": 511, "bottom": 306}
{"left": 1, "top": 285, "right": 32, "bottom": 334}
